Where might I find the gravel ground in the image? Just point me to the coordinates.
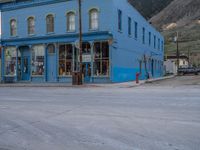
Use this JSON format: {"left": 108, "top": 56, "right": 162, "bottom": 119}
{"left": 0, "top": 76, "right": 200, "bottom": 150}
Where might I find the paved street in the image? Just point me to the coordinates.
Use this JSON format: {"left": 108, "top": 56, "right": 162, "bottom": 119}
{"left": 0, "top": 76, "right": 200, "bottom": 150}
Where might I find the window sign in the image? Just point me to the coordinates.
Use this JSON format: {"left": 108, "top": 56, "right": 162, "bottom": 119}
{"left": 82, "top": 54, "right": 91, "bottom": 63}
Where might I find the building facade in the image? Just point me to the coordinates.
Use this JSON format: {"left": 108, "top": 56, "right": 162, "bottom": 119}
{"left": 0, "top": 0, "right": 164, "bottom": 83}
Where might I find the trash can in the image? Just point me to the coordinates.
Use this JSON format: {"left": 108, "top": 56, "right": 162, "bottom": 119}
{"left": 72, "top": 72, "right": 83, "bottom": 85}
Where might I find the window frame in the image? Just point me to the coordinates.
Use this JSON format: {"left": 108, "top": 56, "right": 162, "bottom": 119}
{"left": 66, "top": 11, "right": 76, "bottom": 32}
{"left": 89, "top": 8, "right": 99, "bottom": 31}
{"left": 149, "top": 32, "right": 151, "bottom": 46}
{"left": 142, "top": 27, "right": 145, "bottom": 44}
{"left": 128, "top": 17, "right": 132, "bottom": 36}
{"left": 93, "top": 41, "right": 110, "bottom": 77}
{"left": 134, "top": 21, "right": 138, "bottom": 39}
{"left": 118, "top": 9, "right": 122, "bottom": 32}
{"left": 31, "top": 45, "right": 45, "bottom": 76}
{"left": 46, "top": 14, "right": 55, "bottom": 34}
{"left": 27, "top": 16, "right": 35, "bottom": 36}
{"left": 10, "top": 19, "right": 17, "bottom": 37}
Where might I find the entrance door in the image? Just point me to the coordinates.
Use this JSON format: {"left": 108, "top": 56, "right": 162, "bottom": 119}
{"left": 20, "top": 47, "right": 31, "bottom": 81}
{"left": 82, "top": 63, "right": 91, "bottom": 83}
{"left": 47, "top": 45, "right": 56, "bottom": 82}
{"left": 151, "top": 59, "right": 154, "bottom": 77}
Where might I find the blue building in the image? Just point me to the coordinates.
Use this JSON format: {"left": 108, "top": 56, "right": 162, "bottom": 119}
{"left": 0, "top": 0, "right": 164, "bottom": 83}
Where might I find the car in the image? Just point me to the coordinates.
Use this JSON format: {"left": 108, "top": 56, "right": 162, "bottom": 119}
{"left": 178, "top": 67, "right": 200, "bottom": 75}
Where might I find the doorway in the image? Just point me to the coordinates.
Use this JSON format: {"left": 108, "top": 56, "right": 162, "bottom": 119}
{"left": 151, "top": 59, "right": 154, "bottom": 77}
{"left": 82, "top": 63, "right": 91, "bottom": 83}
{"left": 47, "top": 44, "right": 56, "bottom": 82}
{"left": 18, "top": 46, "right": 31, "bottom": 81}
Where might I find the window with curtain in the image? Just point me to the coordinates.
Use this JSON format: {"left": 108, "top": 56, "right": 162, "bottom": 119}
{"left": 93, "top": 42, "right": 109, "bottom": 76}
{"left": 27, "top": 17, "right": 35, "bottom": 35}
{"left": 31, "top": 45, "right": 45, "bottom": 76}
{"left": 89, "top": 8, "right": 99, "bottom": 30}
{"left": 46, "top": 14, "right": 54, "bottom": 33}
{"left": 4, "top": 47, "right": 17, "bottom": 76}
{"left": 10, "top": 19, "right": 17, "bottom": 36}
{"left": 67, "top": 12, "right": 75, "bottom": 32}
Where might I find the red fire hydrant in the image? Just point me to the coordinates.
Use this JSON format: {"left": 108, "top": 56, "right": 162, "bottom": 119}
{"left": 136, "top": 73, "right": 140, "bottom": 84}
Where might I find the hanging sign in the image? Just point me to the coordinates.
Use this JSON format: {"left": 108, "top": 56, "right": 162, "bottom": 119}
{"left": 82, "top": 54, "right": 91, "bottom": 62}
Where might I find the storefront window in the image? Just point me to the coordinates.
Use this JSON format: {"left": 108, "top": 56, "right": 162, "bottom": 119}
{"left": 93, "top": 42, "right": 109, "bottom": 76}
{"left": 31, "top": 45, "right": 45, "bottom": 76}
{"left": 82, "top": 43, "right": 91, "bottom": 54}
{"left": 4, "top": 47, "right": 17, "bottom": 76}
{"left": 59, "top": 44, "right": 72, "bottom": 76}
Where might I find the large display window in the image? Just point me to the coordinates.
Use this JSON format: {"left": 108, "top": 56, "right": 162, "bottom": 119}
{"left": 59, "top": 44, "right": 72, "bottom": 76}
{"left": 31, "top": 45, "right": 45, "bottom": 76}
{"left": 4, "top": 47, "right": 17, "bottom": 76}
{"left": 93, "top": 42, "right": 109, "bottom": 76}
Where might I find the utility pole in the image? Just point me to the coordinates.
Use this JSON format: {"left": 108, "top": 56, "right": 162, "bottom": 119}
{"left": 188, "top": 48, "right": 190, "bottom": 67}
{"left": 175, "top": 32, "right": 180, "bottom": 72}
{"left": 78, "top": 0, "right": 83, "bottom": 85}
{"left": 72, "top": 0, "right": 83, "bottom": 85}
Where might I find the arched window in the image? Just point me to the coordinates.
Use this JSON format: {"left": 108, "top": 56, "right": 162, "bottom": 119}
{"left": 89, "top": 8, "right": 99, "bottom": 30}
{"left": 67, "top": 12, "right": 75, "bottom": 32}
{"left": 27, "top": 17, "right": 35, "bottom": 35}
{"left": 10, "top": 19, "right": 17, "bottom": 36}
{"left": 47, "top": 44, "right": 55, "bottom": 54}
{"left": 46, "top": 14, "right": 54, "bottom": 33}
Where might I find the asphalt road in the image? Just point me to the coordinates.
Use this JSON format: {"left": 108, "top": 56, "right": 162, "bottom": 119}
{"left": 0, "top": 76, "right": 200, "bottom": 150}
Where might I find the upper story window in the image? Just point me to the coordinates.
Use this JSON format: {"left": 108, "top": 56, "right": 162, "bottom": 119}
{"left": 149, "top": 32, "right": 151, "bottom": 46}
{"left": 27, "top": 17, "right": 35, "bottom": 35}
{"left": 142, "top": 27, "right": 145, "bottom": 44}
{"left": 89, "top": 8, "right": 99, "bottom": 30}
{"left": 158, "top": 38, "right": 160, "bottom": 50}
{"left": 128, "top": 17, "right": 132, "bottom": 36}
{"left": 67, "top": 12, "right": 76, "bottom": 32}
{"left": 46, "top": 14, "right": 54, "bottom": 33}
{"left": 161, "top": 41, "right": 164, "bottom": 51}
{"left": 154, "top": 35, "right": 156, "bottom": 49}
{"left": 10, "top": 19, "right": 17, "bottom": 36}
{"left": 118, "top": 9, "right": 122, "bottom": 31}
{"left": 134, "top": 21, "right": 138, "bottom": 39}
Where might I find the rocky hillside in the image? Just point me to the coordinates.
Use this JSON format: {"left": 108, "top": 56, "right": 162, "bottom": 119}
{"left": 148, "top": 0, "right": 200, "bottom": 66}
{"left": 150, "top": 0, "right": 200, "bottom": 30}
{"left": 128, "top": 0, "right": 173, "bottom": 19}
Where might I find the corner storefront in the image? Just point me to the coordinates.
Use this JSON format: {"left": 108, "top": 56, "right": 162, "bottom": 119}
{"left": 1, "top": 32, "right": 112, "bottom": 83}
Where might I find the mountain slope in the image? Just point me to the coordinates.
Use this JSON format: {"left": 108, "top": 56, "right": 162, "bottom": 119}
{"left": 150, "top": 0, "right": 200, "bottom": 30}
{"left": 128, "top": 0, "right": 173, "bottom": 19}
{"left": 149, "top": 0, "right": 200, "bottom": 66}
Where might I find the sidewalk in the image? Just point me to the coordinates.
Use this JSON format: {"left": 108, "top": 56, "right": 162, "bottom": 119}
{"left": 0, "top": 75, "right": 175, "bottom": 88}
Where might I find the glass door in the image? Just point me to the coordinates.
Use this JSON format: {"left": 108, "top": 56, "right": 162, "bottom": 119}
{"left": 82, "top": 63, "right": 91, "bottom": 83}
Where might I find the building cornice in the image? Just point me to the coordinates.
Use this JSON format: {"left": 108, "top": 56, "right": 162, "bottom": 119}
{"left": 1, "top": 31, "right": 113, "bottom": 46}
{"left": 1, "top": 0, "right": 73, "bottom": 12}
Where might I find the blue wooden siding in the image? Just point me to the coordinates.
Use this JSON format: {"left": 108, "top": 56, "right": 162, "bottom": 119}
{"left": 0, "top": 0, "right": 164, "bottom": 83}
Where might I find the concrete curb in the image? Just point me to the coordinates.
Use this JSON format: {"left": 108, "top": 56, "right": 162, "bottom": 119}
{"left": 145, "top": 75, "right": 175, "bottom": 83}
{"left": 0, "top": 76, "right": 175, "bottom": 88}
